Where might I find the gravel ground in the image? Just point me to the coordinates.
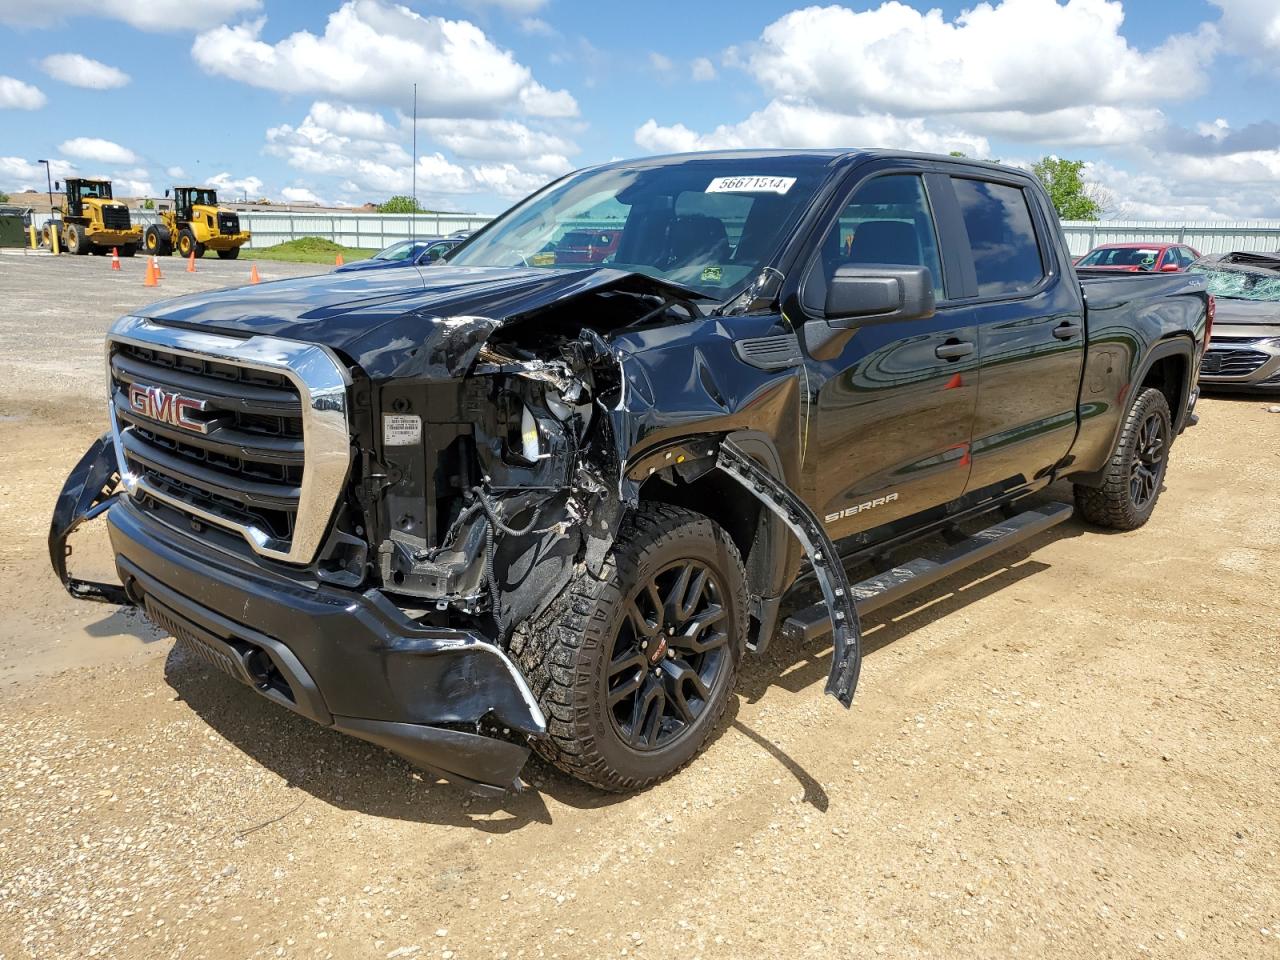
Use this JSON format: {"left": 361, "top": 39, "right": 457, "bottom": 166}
{"left": 0, "top": 254, "right": 1278, "bottom": 960}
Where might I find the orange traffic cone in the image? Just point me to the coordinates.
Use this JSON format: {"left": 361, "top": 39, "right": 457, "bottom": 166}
{"left": 335, "top": 252, "right": 344, "bottom": 267}
{"left": 249, "top": 263, "right": 261, "bottom": 284}
{"left": 186, "top": 250, "right": 196, "bottom": 273}
{"left": 152, "top": 254, "right": 163, "bottom": 280}
{"left": 110, "top": 248, "right": 121, "bottom": 271}
{"left": 143, "top": 257, "right": 158, "bottom": 287}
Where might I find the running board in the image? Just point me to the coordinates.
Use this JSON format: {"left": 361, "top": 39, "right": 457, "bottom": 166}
{"left": 781, "top": 502, "right": 1073, "bottom": 645}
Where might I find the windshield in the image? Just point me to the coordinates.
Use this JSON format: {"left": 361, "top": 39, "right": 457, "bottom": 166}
{"left": 374, "top": 240, "right": 425, "bottom": 262}
{"left": 1190, "top": 265, "right": 1280, "bottom": 301}
{"left": 77, "top": 182, "right": 112, "bottom": 200}
{"left": 448, "top": 156, "right": 834, "bottom": 298}
{"left": 188, "top": 189, "right": 217, "bottom": 207}
{"left": 1077, "top": 246, "right": 1161, "bottom": 268}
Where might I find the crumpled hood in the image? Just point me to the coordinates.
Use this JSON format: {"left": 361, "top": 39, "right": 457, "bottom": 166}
{"left": 138, "top": 265, "right": 706, "bottom": 378}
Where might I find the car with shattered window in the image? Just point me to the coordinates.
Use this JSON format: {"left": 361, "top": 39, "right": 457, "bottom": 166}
{"left": 1189, "top": 251, "right": 1280, "bottom": 392}
{"left": 52, "top": 150, "right": 1211, "bottom": 795}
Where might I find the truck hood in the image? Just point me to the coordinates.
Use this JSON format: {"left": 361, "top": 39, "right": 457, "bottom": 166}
{"left": 137, "top": 264, "right": 708, "bottom": 379}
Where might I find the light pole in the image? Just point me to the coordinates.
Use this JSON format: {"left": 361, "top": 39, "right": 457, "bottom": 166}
{"left": 37, "top": 159, "right": 55, "bottom": 218}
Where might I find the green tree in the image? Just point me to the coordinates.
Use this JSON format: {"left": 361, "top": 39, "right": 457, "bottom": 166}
{"left": 377, "top": 195, "right": 425, "bottom": 213}
{"left": 1031, "top": 156, "right": 1110, "bottom": 221}
{"left": 143, "top": 198, "right": 154, "bottom": 210}
{"left": 0, "top": 192, "right": 9, "bottom": 203}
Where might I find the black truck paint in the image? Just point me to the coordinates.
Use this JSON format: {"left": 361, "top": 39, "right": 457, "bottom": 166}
{"left": 50, "top": 150, "right": 1210, "bottom": 793}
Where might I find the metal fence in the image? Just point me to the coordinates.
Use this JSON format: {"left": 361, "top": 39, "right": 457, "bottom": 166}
{"left": 24, "top": 208, "right": 1280, "bottom": 258}
{"left": 1060, "top": 220, "right": 1280, "bottom": 257}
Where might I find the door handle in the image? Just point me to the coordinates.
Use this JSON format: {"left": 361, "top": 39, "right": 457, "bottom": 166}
{"left": 935, "top": 340, "right": 974, "bottom": 360}
{"left": 1053, "top": 322, "right": 1083, "bottom": 340}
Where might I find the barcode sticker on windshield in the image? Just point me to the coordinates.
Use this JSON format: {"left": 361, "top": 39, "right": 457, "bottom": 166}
{"left": 706, "top": 176, "right": 796, "bottom": 195}
{"left": 383, "top": 414, "right": 422, "bottom": 446}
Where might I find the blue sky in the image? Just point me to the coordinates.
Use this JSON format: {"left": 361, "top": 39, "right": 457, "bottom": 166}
{"left": 1, "top": 0, "right": 1278, "bottom": 219}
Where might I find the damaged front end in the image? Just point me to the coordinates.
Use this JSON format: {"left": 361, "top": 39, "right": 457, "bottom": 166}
{"left": 50, "top": 266, "right": 863, "bottom": 794}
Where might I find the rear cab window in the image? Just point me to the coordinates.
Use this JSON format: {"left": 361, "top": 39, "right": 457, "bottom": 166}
{"left": 951, "top": 178, "right": 1046, "bottom": 297}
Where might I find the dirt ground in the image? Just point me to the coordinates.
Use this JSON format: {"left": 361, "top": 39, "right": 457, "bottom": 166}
{"left": 1, "top": 252, "right": 1277, "bottom": 960}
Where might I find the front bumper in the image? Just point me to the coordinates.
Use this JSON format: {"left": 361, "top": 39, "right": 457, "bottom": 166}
{"left": 50, "top": 440, "right": 546, "bottom": 795}
{"left": 92, "top": 228, "right": 143, "bottom": 247}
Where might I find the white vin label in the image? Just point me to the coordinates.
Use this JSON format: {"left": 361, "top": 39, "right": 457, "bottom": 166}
{"left": 383, "top": 414, "right": 422, "bottom": 446}
{"left": 705, "top": 175, "right": 796, "bottom": 195}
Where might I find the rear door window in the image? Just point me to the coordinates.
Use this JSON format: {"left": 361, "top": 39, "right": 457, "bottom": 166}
{"left": 952, "top": 179, "right": 1046, "bottom": 296}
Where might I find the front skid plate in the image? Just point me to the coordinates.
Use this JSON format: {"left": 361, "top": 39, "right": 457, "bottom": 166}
{"left": 714, "top": 440, "right": 862, "bottom": 706}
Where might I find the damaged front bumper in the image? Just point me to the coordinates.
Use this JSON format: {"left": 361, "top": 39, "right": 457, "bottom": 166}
{"left": 49, "top": 436, "right": 547, "bottom": 795}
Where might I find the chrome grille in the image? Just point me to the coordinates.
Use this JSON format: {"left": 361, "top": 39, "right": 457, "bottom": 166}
{"left": 106, "top": 316, "right": 351, "bottom": 564}
{"left": 1200, "top": 348, "right": 1269, "bottom": 377}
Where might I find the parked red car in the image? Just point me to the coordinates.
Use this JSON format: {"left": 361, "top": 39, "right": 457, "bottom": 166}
{"left": 552, "top": 228, "right": 621, "bottom": 264}
{"left": 1074, "top": 242, "right": 1200, "bottom": 272}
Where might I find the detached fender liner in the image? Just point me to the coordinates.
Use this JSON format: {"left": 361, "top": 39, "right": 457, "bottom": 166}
{"left": 107, "top": 500, "right": 545, "bottom": 795}
{"left": 48, "top": 432, "right": 127, "bottom": 605}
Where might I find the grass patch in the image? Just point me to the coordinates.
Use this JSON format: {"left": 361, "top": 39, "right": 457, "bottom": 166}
{"left": 247, "top": 237, "right": 379, "bottom": 264}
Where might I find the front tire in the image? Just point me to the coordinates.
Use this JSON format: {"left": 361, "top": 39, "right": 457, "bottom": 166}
{"left": 217, "top": 247, "right": 241, "bottom": 260}
{"left": 1074, "top": 386, "right": 1172, "bottom": 530}
{"left": 65, "top": 223, "right": 88, "bottom": 255}
{"left": 511, "top": 503, "right": 746, "bottom": 792}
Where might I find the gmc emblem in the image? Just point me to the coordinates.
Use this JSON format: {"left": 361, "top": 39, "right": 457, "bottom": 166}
{"left": 128, "top": 383, "right": 209, "bottom": 434}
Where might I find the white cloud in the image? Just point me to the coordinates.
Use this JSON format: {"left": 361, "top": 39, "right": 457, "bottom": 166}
{"left": 192, "top": 1, "right": 576, "bottom": 118}
{"left": 470, "top": 162, "right": 553, "bottom": 200}
{"left": 281, "top": 186, "right": 323, "bottom": 204}
{"left": 1209, "top": 0, "right": 1280, "bottom": 62}
{"left": 1087, "top": 160, "right": 1280, "bottom": 220}
{"left": 308, "top": 101, "right": 396, "bottom": 141}
{"left": 206, "top": 172, "right": 265, "bottom": 199}
{"left": 635, "top": 101, "right": 989, "bottom": 158}
{"left": 0, "top": 76, "right": 47, "bottom": 110}
{"left": 519, "top": 16, "right": 555, "bottom": 36}
{"left": 649, "top": 52, "right": 674, "bottom": 73}
{"left": 166, "top": 165, "right": 186, "bottom": 179}
{"left": 105, "top": 176, "right": 155, "bottom": 197}
{"left": 2, "top": 0, "right": 261, "bottom": 32}
{"left": 462, "top": 0, "right": 547, "bottom": 13}
{"left": 0, "top": 156, "right": 76, "bottom": 191}
{"left": 691, "top": 57, "right": 717, "bottom": 82}
{"left": 955, "top": 105, "right": 1167, "bottom": 147}
{"left": 58, "top": 137, "right": 138, "bottom": 165}
{"left": 39, "top": 53, "right": 130, "bottom": 89}
{"left": 741, "top": 0, "right": 1216, "bottom": 119}
{"left": 416, "top": 118, "right": 575, "bottom": 173}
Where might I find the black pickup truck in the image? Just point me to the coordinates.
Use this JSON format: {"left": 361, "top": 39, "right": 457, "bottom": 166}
{"left": 51, "top": 150, "right": 1211, "bottom": 795}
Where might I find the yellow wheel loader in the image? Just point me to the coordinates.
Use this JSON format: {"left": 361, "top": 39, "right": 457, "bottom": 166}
{"left": 42, "top": 178, "right": 142, "bottom": 256}
{"left": 144, "top": 186, "right": 251, "bottom": 259}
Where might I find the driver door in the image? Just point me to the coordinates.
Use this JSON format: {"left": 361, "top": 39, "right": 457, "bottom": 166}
{"left": 796, "top": 168, "right": 979, "bottom": 540}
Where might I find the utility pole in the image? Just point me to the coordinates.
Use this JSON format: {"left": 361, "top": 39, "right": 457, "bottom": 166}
{"left": 38, "top": 159, "right": 55, "bottom": 218}
{"left": 411, "top": 82, "right": 418, "bottom": 243}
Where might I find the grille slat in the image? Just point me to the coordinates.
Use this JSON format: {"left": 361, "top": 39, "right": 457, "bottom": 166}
{"left": 101, "top": 205, "right": 132, "bottom": 230}
{"left": 1200, "top": 348, "right": 1268, "bottom": 376}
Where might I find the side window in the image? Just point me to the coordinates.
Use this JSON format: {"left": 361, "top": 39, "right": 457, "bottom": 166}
{"left": 817, "top": 174, "right": 944, "bottom": 298}
{"left": 952, "top": 179, "right": 1046, "bottom": 297}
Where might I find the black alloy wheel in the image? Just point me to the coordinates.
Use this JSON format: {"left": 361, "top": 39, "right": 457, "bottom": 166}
{"left": 1129, "top": 410, "right": 1166, "bottom": 508}
{"left": 606, "top": 558, "right": 730, "bottom": 751}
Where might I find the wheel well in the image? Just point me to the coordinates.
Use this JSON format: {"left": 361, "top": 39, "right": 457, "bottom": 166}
{"left": 1140, "top": 350, "right": 1187, "bottom": 422}
{"left": 637, "top": 465, "right": 774, "bottom": 596}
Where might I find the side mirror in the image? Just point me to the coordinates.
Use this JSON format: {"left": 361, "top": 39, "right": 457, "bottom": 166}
{"left": 54, "top": 181, "right": 61, "bottom": 191}
{"left": 824, "top": 265, "right": 936, "bottom": 327}
{"left": 1159, "top": 262, "right": 1180, "bottom": 272}
{"left": 165, "top": 189, "right": 171, "bottom": 198}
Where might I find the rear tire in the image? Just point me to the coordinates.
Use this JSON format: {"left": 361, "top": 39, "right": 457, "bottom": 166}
{"left": 217, "top": 247, "right": 241, "bottom": 260}
{"left": 144, "top": 225, "right": 171, "bottom": 256}
{"left": 119, "top": 244, "right": 138, "bottom": 258}
{"left": 510, "top": 503, "right": 746, "bottom": 792}
{"left": 1073, "top": 386, "right": 1172, "bottom": 530}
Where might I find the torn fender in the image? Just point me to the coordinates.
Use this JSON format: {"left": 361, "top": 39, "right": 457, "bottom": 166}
{"left": 715, "top": 440, "right": 863, "bottom": 707}
{"left": 48, "top": 432, "right": 129, "bottom": 605}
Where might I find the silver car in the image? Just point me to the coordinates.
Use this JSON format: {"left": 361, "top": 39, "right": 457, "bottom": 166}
{"left": 1191, "top": 252, "right": 1280, "bottom": 392}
